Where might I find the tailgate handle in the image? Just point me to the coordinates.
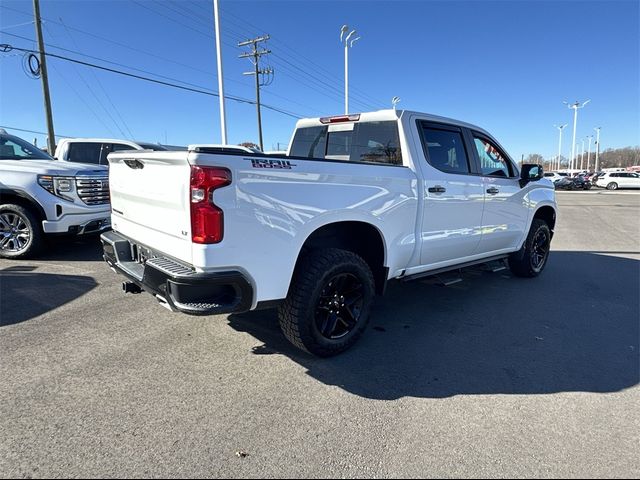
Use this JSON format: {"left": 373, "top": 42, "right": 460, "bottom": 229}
{"left": 124, "top": 159, "right": 145, "bottom": 169}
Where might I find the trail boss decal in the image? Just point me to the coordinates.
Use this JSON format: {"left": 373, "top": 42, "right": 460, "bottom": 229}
{"left": 249, "top": 158, "right": 297, "bottom": 169}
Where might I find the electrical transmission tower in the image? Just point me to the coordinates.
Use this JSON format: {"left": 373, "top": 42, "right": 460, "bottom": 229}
{"left": 238, "top": 35, "right": 273, "bottom": 151}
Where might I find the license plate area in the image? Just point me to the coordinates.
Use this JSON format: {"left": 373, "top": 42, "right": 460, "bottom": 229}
{"left": 132, "top": 243, "right": 157, "bottom": 265}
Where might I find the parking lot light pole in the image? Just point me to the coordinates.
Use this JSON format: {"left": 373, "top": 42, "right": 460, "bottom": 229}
{"left": 580, "top": 139, "right": 585, "bottom": 170}
{"left": 213, "top": 0, "right": 227, "bottom": 144}
{"left": 340, "top": 25, "right": 360, "bottom": 115}
{"left": 554, "top": 124, "right": 567, "bottom": 171}
{"left": 564, "top": 99, "right": 590, "bottom": 172}
{"left": 586, "top": 135, "right": 593, "bottom": 171}
{"left": 594, "top": 127, "right": 601, "bottom": 172}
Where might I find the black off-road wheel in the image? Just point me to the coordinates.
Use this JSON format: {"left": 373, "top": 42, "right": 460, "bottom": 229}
{"left": 278, "top": 248, "right": 375, "bottom": 357}
{"left": 0, "top": 204, "right": 43, "bottom": 259}
{"left": 508, "top": 219, "right": 551, "bottom": 278}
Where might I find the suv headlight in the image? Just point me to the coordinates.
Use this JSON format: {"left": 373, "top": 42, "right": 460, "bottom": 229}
{"left": 38, "top": 175, "right": 75, "bottom": 202}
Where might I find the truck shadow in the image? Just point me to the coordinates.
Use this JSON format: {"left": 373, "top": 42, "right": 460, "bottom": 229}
{"left": 39, "top": 234, "right": 104, "bottom": 262}
{"left": 228, "top": 251, "right": 640, "bottom": 399}
{"left": 0, "top": 266, "right": 97, "bottom": 326}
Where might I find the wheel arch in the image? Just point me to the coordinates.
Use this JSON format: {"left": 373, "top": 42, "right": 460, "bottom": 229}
{"left": 533, "top": 205, "right": 556, "bottom": 235}
{"left": 0, "top": 189, "right": 46, "bottom": 221}
{"left": 293, "top": 220, "right": 388, "bottom": 295}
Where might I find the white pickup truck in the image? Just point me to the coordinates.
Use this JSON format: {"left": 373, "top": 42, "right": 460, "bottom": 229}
{"left": 101, "top": 110, "right": 557, "bottom": 356}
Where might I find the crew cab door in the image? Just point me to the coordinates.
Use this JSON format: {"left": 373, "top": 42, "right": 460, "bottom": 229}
{"left": 470, "top": 132, "right": 528, "bottom": 254}
{"left": 415, "top": 121, "right": 485, "bottom": 266}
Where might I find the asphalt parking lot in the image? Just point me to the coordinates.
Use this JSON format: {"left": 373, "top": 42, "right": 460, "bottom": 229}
{"left": 1, "top": 190, "right": 639, "bottom": 478}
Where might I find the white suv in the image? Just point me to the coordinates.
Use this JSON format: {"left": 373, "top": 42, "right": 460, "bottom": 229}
{"left": 596, "top": 172, "right": 640, "bottom": 190}
{"left": 0, "top": 130, "right": 110, "bottom": 259}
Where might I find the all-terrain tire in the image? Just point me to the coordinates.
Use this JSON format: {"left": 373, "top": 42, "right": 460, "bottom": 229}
{"left": 278, "top": 248, "right": 375, "bottom": 357}
{"left": 508, "top": 219, "right": 551, "bottom": 278}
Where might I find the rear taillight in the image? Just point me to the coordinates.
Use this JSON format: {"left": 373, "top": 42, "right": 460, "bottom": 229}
{"left": 190, "top": 166, "right": 231, "bottom": 244}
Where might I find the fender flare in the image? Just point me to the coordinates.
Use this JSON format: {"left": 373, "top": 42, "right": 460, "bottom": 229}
{"left": 0, "top": 188, "right": 47, "bottom": 220}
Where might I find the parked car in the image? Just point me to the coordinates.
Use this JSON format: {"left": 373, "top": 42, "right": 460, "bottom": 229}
{"left": 0, "top": 130, "right": 110, "bottom": 259}
{"left": 101, "top": 109, "right": 556, "bottom": 356}
{"left": 596, "top": 172, "right": 640, "bottom": 190}
{"left": 543, "top": 172, "right": 568, "bottom": 183}
{"left": 54, "top": 138, "right": 170, "bottom": 166}
{"left": 555, "top": 176, "right": 591, "bottom": 190}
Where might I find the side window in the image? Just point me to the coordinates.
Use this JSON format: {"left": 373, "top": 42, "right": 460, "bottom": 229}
{"left": 289, "top": 126, "right": 327, "bottom": 158}
{"left": 473, "top": 136, "right": 514, "bottom": 177}
{"left": 351, "top": 121, "right": 402, "bottom": 165}
{"left": 111, "top": 143, "right": 135, "bottom": 152}
{"left": 66, "top": 142, "right": 102, "bottom": 164}
{"left": 419, "top": 124, "right": 471, "bottom": 174}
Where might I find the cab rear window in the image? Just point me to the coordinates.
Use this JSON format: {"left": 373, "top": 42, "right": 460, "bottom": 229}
{"left": 289, "top": 121, "right": 402, "bottom": 165}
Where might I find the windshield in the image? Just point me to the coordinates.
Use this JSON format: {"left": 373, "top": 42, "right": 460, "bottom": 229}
{"left": 0, "top": 134, "right": 53, "bottom": 160}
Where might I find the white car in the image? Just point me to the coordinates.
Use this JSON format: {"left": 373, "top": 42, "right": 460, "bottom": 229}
{"left": 543, "top": 172, "right": 568, "bottom": 183}
{"left": 596, "top": 172, "right": 640, "bottom": 190}
{"left": 0, "top": 130, "right": 110, "bottom": 259}
{"left": 54, "top": 138, "right": 171, "bottom": 166}
{"left": 101, "top": 109, "right": 557, "bottom": 356}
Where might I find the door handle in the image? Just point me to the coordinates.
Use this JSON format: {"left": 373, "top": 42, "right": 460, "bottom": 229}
{"left": 486, "top": 187, "right": 499, "bottom": 195}
{"left": 428, "top": 186, "right": 446, "bottom": 194}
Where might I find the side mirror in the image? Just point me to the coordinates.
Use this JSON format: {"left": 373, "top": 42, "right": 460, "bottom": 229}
{"left": 520, "top": 164, "right": 543, "bottom": 188}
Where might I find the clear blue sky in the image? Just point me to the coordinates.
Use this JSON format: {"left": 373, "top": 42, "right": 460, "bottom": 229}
{"left": 0, "top": 0, "right": 638, "bottom": 159}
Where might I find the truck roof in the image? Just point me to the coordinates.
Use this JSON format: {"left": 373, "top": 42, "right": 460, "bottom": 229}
{"left": 295, "top": 109, "right": 493, "bottom": 137}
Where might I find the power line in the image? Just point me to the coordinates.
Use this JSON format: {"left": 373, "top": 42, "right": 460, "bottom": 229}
{"left": 42, "top": 22, "right": 129, "bottom": 139}
{"left": 0, "top": 29, "right": 320, "bottom": 118}
{"left": 216, "top": 5, "right": 386, "bottom": 109}
{"left": 0, "top": 124, "right": 72, "bottom": 138}
{"left": 123, "top": 1, "right": 379, "bottom": 112}
{"left": 56, "top": 18, "right": 135, "bottom": 139}
{"left": 0, "top": 43, "right": 302, "bottom": 118}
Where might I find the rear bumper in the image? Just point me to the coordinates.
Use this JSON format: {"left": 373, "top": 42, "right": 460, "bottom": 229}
{"left": 101, "top": 230, "right": 253, "bottom": 316}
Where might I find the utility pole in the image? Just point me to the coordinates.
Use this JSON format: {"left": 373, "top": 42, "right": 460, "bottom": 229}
{"left": 594, "top": 127, "right": 601, "bottom": 172}
{"left": 213, "top": 0, "right": 227, "bottom": 144}
{"left": 239, "top": 35, "right": 272, "bottom": 151}
{"left": 32, "top": 0, "right": 55, "bottom": 154}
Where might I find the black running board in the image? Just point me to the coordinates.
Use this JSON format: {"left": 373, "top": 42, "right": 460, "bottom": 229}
{"left": 400, "top": 254, "right": 509, "bottom": 283}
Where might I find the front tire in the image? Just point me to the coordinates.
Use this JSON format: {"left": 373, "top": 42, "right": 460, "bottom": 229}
{"left": 0, "top": 204, "right": 43, "bottom": 259}
{"left": 278, "top": 248, "right": 375, "bottom": 357}
{"left": 606, "top": 182, "right": 618, "bottom": 190}
{"left": 509, "top": 219, "right": 551, "bottom": 278}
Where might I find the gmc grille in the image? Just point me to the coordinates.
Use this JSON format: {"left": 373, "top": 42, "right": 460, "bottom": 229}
{"left": 75, "top": 176, "right": 110, "bottom": 205}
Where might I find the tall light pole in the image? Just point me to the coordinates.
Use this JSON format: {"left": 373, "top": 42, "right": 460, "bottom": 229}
{"left": 213, "top": 0, "right": 227, "bottom": 144}
{"left": 340, "top": 25, "right": 360, "bottom": 115}
{"left": 580, "top": 139, "right": 585, "bottom": 170}
{"left": 554, "top": 124, "right": 567, "bottom": 171}
{"left": 586, "top": 135, "right": 593, "bottom": 171}
{"left": 564, "top": 99, "right": 590, "bottom": 172}
{"left": 594, "top": 127, "right": 601, "bottom": 172}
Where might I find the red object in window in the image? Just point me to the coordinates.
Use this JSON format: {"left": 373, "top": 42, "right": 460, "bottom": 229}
{"left": 190, "top": 166, "right": 231, "bottom": 244}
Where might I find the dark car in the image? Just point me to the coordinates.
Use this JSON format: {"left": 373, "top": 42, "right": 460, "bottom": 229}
{"left": 555, "top": 176, "right": 592, "bottom": 190}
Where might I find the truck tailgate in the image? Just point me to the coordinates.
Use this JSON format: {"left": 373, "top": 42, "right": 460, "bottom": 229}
{"left": 108, "top": 151, "right": 193, "bottom": 264}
